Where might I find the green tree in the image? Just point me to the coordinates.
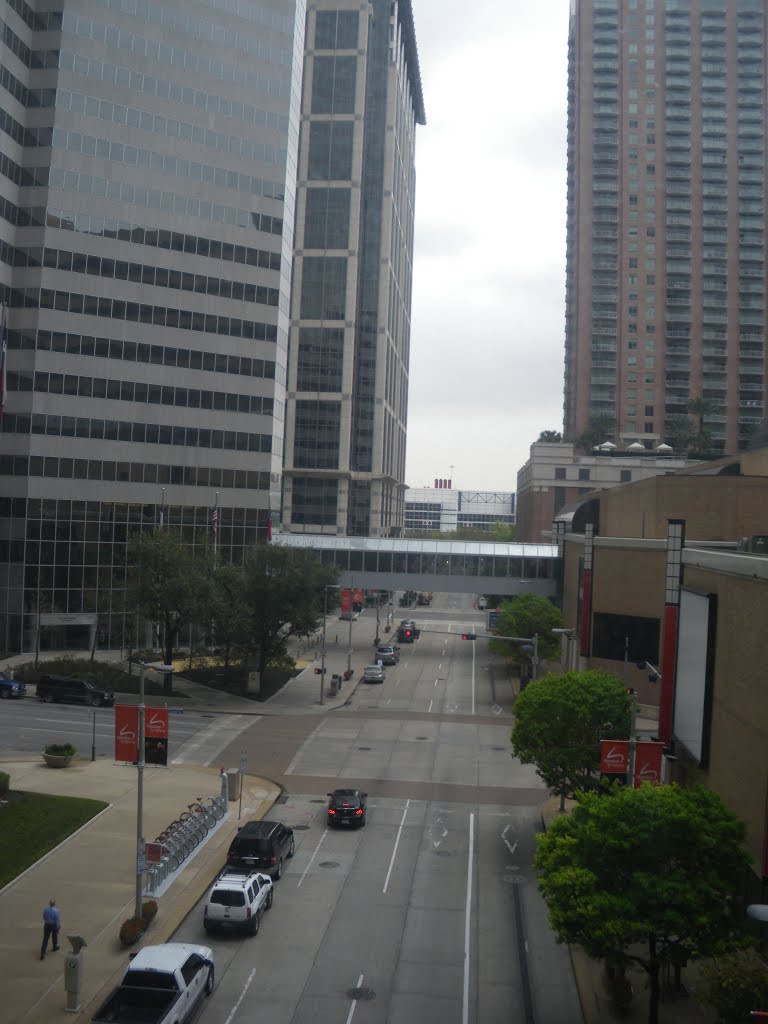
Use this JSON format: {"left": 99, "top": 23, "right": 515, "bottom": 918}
{"left": 490, "top": 593, "right": 563, "bottom": 665}
{"left": 489, "top": 521, "right": 516, "bottom": 542}
{"left": 665, "top": 415, "right": 695, "bottom": 454}
{"left": 209, "top": 564, "right": 251, "bottom": 670}
{"left": 700, "top": 949, "right": 768, "bottom": 1024}
{"left": 511, "top": 670, "right": 630, "bottom": 810}
{"left": 536, "top": 785, "right": 751, "bottom": 1024}
{"left": 242, "top": 545, "right": 338, "bottom": 691}
{"left": 537, "top": 430, "right": 563, "bottom": 443}
{"left": 127, "top": 530, "right": 212, "bottom": 690}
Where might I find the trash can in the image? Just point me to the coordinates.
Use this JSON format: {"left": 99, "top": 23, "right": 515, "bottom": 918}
{"left": 226, "top": 770, "right": 241, "bottom": 800}
{"left": 330, "top": 674, "right": 342, "bottom": 696}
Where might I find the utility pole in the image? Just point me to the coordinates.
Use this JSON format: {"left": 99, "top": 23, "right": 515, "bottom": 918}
{"left": 135, "top": 662, "right": 146, "bottom": 918}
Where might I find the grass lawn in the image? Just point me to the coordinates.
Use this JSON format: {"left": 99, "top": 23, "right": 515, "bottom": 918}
{"left": 0, "top": 791, "right": 108, "bottom": 889}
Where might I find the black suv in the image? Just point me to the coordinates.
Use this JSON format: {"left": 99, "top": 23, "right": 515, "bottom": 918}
{"left": 36, "top": 674, "right": 114, "bottom": 707}
{"left": 226, "top": 820, "right": 295, "bottom": 879}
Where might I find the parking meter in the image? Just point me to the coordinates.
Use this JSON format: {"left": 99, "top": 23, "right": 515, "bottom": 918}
{"left": 64, "top": 935, "right": 87, "bottom": 1013}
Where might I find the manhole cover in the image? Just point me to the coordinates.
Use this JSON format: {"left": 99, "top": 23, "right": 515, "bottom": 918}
{"left": 292, "top": 824, "right": 310, "bottom": 830}
{"left": 347, "top": 986, "right": 375, "bottom": 1001}
{"left": 435, "top": 850, "right": 452, "bottom": 857}
{"left": 358, "top": 746, "right": 371, "bottom": 751}
{"left": 319, "top": 860, "right": 339, "bottom": 868}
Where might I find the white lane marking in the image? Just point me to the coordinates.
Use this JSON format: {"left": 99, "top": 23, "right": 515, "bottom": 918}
{"left": 463, "top": 812, "right": 475, "bottom": 1024}
{"left": 297, "top": 828, "right": 327, "bottom": 887}
{"left": 428, "top": 699, "right": 433, "bottom": 713}
{"left": 438, "top": 663, "right": 442, "bottom": 670}
{"left": 224, "top": 967, "right": 257, "bottom": 1024}
{"left": 382, "top": 799, "right": 410, "bottom": 894}
{"left": 434, "top": 678, "right": 438, "bottom": 687}
{"left": 502, "top": 823, "right": 518, "bottom": 856}
{"left": 345, "top": 973, "right": 365, "bottom": 1024}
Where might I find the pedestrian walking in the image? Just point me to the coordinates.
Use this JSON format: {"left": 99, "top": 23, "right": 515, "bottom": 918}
{"left": 40, "top": 898, "right": 60, "bottom": 960}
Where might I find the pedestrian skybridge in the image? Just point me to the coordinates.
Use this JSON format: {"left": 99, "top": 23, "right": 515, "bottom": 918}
{"left": 274, "top": 535, "right": 558, "bottom": 597}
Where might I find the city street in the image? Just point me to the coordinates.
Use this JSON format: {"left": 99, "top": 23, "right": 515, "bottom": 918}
{"left": 167, "top": 592, "right": 582, "bottom": 1024}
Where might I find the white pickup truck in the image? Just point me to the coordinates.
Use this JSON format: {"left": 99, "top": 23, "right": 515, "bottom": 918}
{"left": 91, "top": 943, "right": 214, "bottom": 1024}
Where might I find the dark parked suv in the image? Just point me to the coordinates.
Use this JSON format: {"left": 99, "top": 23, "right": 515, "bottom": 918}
{"left": 36, "top": 674, "right": 114, "bottom": 707}
{"left": 226, "top": 820, "right": 295, "bottom": 879}
{"left": 0, "top": 673, "right": 25, "bottom": 699}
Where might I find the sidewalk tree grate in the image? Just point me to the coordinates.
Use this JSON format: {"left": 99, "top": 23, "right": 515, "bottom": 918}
{"left": 293, "top": 824, "right": 311, "bottom": 830}
{"left": 310, "top": 798, "right": 326, "bottom": 803}
{"left": 435, "top": 850, "right": 452, "bottom": 857}
{"left": 358, "top": 746, "right": 371, "bottom": 751}
{"left": 319, "top": 860, "right": 339, "bottom": 868}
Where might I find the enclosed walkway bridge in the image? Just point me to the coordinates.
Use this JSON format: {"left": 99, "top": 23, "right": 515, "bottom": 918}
{"left": 274, "top": 535, "right": 558, "bottom": 598}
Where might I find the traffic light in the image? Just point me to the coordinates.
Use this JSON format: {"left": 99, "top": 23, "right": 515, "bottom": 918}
{"left": 314, "top": 667, "right": 327, "bottom": 675}
{"left": 626, "top": 687, "right": 636, "bottom": 695}
{"left": 461, "top": 633, "right": 477, "bottom": 641}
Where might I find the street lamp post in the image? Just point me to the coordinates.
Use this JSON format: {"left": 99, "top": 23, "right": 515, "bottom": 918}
{"left": 320, "top": 589, "right": 328, "bottom": 706}
{"left": 135, "top": 661, "right": 146, "bottom": 918}
{"left": 552, "top": 627, "right": 575, "bottom": 671}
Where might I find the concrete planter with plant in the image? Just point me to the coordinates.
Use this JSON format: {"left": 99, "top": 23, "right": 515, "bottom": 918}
{"left": 42, "top": 743, "right": 76, "bottom": 768}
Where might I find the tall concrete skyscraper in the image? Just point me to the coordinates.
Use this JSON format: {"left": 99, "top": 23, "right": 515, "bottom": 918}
{"left": 281, "top": 0, "right": 424, "bottom": 537}
{"left": 0, "top": 0, "right": 305, "bottom": 652}
{"left": 564, "top": 0, "right": 766, "bottom": 456}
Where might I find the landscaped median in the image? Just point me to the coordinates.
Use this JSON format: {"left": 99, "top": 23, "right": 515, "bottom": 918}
{"left": 0, "top": 773, "right": 107, "bottom": 889}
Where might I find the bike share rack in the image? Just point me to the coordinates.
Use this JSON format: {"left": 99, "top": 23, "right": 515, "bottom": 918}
{"left": 145, "top": 772, "right": 230, "bottom": 896}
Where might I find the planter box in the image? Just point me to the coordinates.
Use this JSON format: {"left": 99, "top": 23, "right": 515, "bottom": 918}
{"left": 43, "top": 753, "right": 73, "bottom": 768}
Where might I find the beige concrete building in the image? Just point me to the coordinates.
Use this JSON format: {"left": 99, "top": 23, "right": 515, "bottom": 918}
{"left": 515, "top": 440, "right": 695, "bottom": 542}
{"left": 559, "top": 441, "right": 768, "bottom": 890}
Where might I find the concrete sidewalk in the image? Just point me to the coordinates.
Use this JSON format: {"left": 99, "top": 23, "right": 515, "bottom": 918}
{"left": 0, "top": 757, "right": 280, "bottom": 1024}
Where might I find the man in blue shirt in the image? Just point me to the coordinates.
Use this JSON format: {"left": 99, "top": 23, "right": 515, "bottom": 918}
{"left": 40, "top": 898, "right": 61, "bottom": 960}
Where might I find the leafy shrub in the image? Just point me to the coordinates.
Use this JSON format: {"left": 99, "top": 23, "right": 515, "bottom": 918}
{"left": 44, "top": 743, "right": 76, "bottom": 757}
{"left": 141, "top": 900, "right": 158, "bottom": 925}
{"left": 119, "top": 917, "right": 145, "bottom": 947}
{"left": 0, "top": 771, "right": 8, "bottom": 798}
{"left": 699, "top": 949, "right": 768, "bottom": 1024}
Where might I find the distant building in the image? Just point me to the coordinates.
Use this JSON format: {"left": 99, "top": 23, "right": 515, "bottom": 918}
{"left": 564, "top": 0, "right": 768, "bottom": 455}
{"left": 281, "top": 0, "right": 425, "bottom": 538}
{"left": 404, "top": 488, "right": 515, "bottom": 535}
{"left": 516, "top": 441, "right": 698, "bottom": 543}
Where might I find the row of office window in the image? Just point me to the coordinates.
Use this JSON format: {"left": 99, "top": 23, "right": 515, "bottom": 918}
{"left": 296, "top": 327, "right": 344, "bottom": 392}
{"left": 307, "top": 121, "right": 354, "bottom": 181}
{"left": 7, "top": 286, "right": 278, "bottom": 343}
{"left": 314, "top": 10, "right": 359, "bottom": 49}
{"left": 10, "top": 244, "right": 280, "bottom": 309}
{"left": 47, "top": 163, "right": 285, "bottom": 231}
{"left": 0, "top": 455, "right": 271, "bottom": 491}
{"left": 311, "top": 56, "right": 357, "bottom": 115}
{"left": 46, "top": 127, "right": 284, "bottom": 201}
{"left": 6, "top": 330, "right": 279, "bottom": 384}
{"left": 53, "top": 92, "right": 286, "bottom": 170}
{"left": 6, "top": 370, "right": 276, "bottom": 417}
{"left": 2, "top": 412, "right": 274, "bottom": 454}
{"left": 9, "top": 498, "right": 264, "bottom": 528}
{"left": 63, "top": 4, "right": 291, "bottom": 70}
{"left": 47, "top": 207, "right": 283, "bottom": 250}
{"left": 293, "top": 401, "right": 341, "bottom": 469}
{"left": 58, "top": 50, "right": 289, "bottom": 134}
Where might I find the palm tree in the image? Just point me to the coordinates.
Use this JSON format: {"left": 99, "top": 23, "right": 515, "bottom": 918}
{"left": 575, "top": 414, "right": 615, "bottom": 452}
{"left": 686, "top": 397, "right": 717, "bottom": 455}
{"left": 537, "top": 430, "right": 563, "bottom": 443}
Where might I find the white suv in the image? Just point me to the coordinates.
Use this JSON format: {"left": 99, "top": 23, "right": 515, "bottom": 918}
{"left": 203, "top": 868, "right": 273, "bottom": 935}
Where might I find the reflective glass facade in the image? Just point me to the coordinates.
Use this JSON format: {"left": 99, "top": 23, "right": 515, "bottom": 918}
{"left": 283, "top": 0, "right": 425, "bottom": 538}
{"left": 0, "top": 0, "right": 305, "bottom": 652}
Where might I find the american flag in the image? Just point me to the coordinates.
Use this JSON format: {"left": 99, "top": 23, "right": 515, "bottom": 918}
{"left": 0, "top": 304, "right": 7, "bottom": 420}
{"left": 211, "top": 505, "right": 218, "bottom": 537}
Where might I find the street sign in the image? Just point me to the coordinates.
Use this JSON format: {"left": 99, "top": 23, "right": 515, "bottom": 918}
{"left": 239, "top": 751, "right": 247, "bottom": 775}
{"left": 168, "top": 708, "right": 184, "bottom": 715}
{"left": 145, "top": 842, "right": 164, "bottom": 863}
{"left": 488, "top": 610, "right": 501, "bottom": 630}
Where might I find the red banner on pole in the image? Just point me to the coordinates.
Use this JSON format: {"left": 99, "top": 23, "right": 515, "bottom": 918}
{"left": 114, "top": 705, "right": 168, "bottom": 765}
{"left": 340, "top": 589, "right": 352, "bottom": 614}
{"left": 115, "top": 704, "right": 139, "bottom": 762}
{"left": 633, "top": 740, "right": 664, "bottom": 787}
{"left": 600, "top": 739, "right": 629, "bottom": 774}
{"left": 352, "top": 588, "right": 364, "bottom": 608}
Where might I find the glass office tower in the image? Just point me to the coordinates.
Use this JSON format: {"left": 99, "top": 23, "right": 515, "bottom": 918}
{"left": 0, "top": 0, "right": 304, "bottom": 652}
{"left": 564, "top": 0, "right": 767, "bottom": 456}
{"left": 282, "top": 0, "right": 425, "bottom": 537}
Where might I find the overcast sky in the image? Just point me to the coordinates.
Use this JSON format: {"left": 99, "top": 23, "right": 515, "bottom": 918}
{"left": 405, "top": 0, "right": 570, "bottom": 492}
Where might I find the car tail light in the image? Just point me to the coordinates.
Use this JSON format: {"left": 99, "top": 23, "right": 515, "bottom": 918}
{"left": 270, "top": 854, "right": 276, "bottom": 865}
{"left": 355, "top": 808, "right": 363, "bottom": 816}
{"left": 328, "top": 808, "right": 336, "bottom": 815}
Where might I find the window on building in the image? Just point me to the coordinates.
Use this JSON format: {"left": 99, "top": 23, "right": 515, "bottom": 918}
{"left": 554, "top": 467, "right": 566, "bottom": 480}
{"left": 578, "top": 468, "right": 591, "bottom": 481}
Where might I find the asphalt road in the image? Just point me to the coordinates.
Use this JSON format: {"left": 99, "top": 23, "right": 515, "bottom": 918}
{"left": 170, "top": 592, "right": 582, "bottom": 1024}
